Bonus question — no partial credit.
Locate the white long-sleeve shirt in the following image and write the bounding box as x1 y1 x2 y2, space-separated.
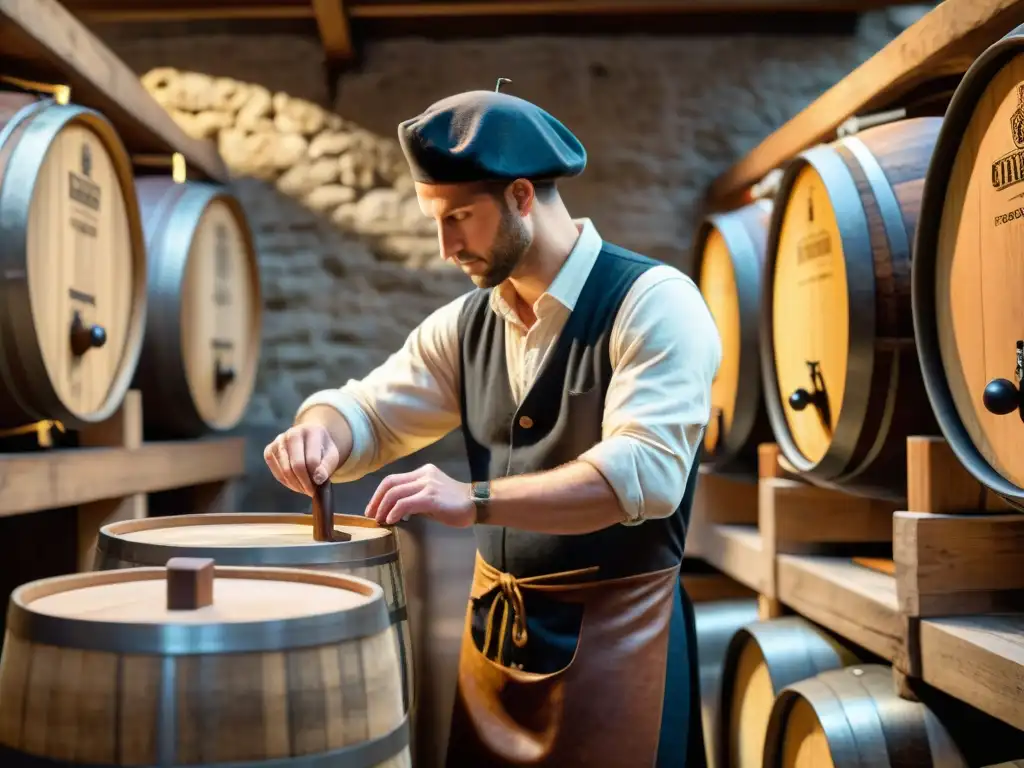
296 218 722 525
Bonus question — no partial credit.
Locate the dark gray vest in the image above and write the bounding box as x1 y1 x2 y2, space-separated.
457 242 699 581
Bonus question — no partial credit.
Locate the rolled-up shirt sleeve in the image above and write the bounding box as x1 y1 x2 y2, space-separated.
295 291 469 483
578 269 721 524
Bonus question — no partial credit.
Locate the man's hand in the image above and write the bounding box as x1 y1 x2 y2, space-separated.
365 464 475 527
264 423 341 496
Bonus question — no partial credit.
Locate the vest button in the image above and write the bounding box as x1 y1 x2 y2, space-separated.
518 415 534 429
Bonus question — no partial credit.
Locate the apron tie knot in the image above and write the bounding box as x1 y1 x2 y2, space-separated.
477 557 600 664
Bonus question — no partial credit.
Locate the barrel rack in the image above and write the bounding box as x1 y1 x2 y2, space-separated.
702 0 1024 215
0 0 227 182
1 390 246 573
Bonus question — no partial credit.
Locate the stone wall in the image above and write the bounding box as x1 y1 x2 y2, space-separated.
94 10 931 511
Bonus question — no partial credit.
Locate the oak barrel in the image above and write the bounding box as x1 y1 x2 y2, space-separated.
0 91 147 430
0 560 410 766
717 616 859 768
133 176 261 437
762 664 966 767
693 199 775 477
912 26 1024 509
94 511 416 722
761 117 943 500
694 599 759 768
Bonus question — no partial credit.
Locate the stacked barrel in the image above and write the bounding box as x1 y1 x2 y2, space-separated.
688 21 1024 768
0 73 413 767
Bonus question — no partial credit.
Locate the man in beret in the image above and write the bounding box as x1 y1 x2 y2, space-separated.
265 84 720 767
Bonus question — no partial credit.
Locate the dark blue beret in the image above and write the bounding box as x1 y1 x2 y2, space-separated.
397 90 587 184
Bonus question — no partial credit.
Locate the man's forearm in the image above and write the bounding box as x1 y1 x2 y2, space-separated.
481 461 626 534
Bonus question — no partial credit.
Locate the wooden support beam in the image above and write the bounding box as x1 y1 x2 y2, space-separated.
704 0 1024 210
312 0 353 60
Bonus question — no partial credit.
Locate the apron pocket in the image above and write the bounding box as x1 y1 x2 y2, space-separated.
469 590 585 675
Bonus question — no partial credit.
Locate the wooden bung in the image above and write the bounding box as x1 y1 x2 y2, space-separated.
761 116 942 501
0 565 409 765
912 26 1024 510
132 177 261 438
0 87 146 430
692 199 774 479
95 511 415 721
165 556 214 611
717 616 859 768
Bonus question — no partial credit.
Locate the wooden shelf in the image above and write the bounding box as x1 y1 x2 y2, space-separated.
690 523 773 596
0 0 228 182
919 615 1024 732
704 0 1024 210
776 554 902 662
0 436 245 517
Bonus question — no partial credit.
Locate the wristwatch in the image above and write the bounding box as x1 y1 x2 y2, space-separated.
470 480 490 524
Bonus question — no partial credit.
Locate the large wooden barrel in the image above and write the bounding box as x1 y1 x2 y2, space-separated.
133 176 261 437
0 92 146 430
0 559 411 766
761 117 943 500
912 27 1024 509
717 616 859 768
694 599 759 768
763 664 966 767
693 199 775 477
94 512 416 723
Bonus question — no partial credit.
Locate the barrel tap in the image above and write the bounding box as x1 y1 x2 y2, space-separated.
69 310 107 357
982 340 1024 422
788 360 832 433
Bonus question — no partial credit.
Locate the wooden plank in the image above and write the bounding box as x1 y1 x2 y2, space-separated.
705 0 1024 209
0 0 228 182
691 523 773 596
0 437 246 517
67 0 933 23
312 0 354 59
776 554 903 661
919 615 1024 732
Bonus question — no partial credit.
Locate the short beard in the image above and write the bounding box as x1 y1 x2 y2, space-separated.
474 206 532 289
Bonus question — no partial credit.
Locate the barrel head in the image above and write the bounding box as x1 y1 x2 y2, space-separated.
771 163 849 465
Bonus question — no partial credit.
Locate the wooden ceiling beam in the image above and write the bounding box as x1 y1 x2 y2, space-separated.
69 0 932 24
311 0 353 60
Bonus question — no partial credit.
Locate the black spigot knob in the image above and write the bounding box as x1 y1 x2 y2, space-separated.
983 378 1020 416
789 388 813 411
215 361 236 391
70 312 107 357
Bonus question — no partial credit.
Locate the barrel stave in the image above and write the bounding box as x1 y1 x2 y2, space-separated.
0 567 411 766
94 513 417 719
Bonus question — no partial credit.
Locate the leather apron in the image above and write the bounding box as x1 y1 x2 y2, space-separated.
445 551 690 767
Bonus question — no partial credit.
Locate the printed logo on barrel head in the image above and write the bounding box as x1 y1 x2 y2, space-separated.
68 142 101 212
796 188 832 266
991 83 1024 193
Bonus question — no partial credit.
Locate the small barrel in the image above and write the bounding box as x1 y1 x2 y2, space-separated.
133 176 261 437
0 559 411 766
763 664 966 767
717 616 859 768
912 26 1024 509
693 199 775 477
94 509 416 724
761 117 943 500
694 599 760 768
0 91 147 430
